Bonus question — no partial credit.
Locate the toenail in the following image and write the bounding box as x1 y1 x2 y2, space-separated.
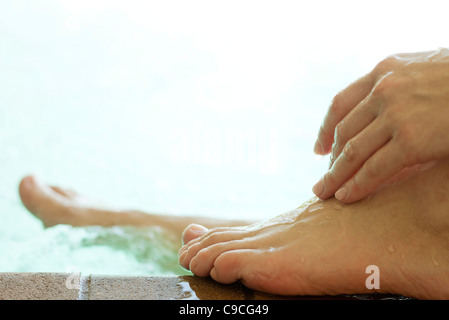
335 186 347 201
180 257 189 269
21 177 32 189
210 267 217 280
312 177 325 197
188 224 208 235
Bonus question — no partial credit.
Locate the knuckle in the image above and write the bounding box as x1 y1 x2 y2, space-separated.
371 73 397 99
373 55 400 75
350 175 365 197
323 170 337 188
343 139 356 162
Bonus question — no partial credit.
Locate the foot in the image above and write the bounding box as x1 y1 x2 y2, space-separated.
19 175 93 228
179 161 449 299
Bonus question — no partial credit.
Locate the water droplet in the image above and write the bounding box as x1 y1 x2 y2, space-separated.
433 257 440 267
387 244 395 253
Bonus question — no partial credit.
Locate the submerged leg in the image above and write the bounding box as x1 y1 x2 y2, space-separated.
18 175 256 237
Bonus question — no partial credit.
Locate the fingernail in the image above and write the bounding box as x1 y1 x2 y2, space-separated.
312 178 325 197
314 140 324 154
335 186 347 201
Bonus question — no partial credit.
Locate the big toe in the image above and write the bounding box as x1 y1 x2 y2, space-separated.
19 175 41 210
18 175 66 222
182 224 208 245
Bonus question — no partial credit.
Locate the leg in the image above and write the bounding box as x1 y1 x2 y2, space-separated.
179 160 449 299
19 175 256 240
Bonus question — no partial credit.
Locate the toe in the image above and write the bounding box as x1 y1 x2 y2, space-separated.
19 175 63 206
19 175 36 194
189 239 258 277
180 242 202 269
18 175 71 228
19 175 41 211
189 228 250 249
180 228 252 270
182 223 209 245
210 249 259 284
211 249 277 291
212 249 305 295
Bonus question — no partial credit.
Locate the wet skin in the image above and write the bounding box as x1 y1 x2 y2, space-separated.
19 159 449 299
179 160 449 299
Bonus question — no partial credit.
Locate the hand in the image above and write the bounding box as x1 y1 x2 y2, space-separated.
312 48 449 203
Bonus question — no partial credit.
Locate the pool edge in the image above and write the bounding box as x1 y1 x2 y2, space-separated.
0 272 409 300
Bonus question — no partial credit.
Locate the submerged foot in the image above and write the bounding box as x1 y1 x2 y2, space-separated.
179 162 449 299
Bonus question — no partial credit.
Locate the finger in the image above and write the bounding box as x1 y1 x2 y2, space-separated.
330 93 380 167
315 73 375 155
334 140 406 203
313 118 391 200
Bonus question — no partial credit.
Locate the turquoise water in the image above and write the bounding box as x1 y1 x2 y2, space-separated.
1 0 443 275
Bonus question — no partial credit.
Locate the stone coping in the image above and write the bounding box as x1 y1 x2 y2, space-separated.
0 273 409 300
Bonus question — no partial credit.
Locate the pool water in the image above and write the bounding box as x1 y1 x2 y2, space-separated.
2 0 433 276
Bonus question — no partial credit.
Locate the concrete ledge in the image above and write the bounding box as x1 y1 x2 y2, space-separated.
87 275 246 300
0 273 79 300
0 273 409 300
